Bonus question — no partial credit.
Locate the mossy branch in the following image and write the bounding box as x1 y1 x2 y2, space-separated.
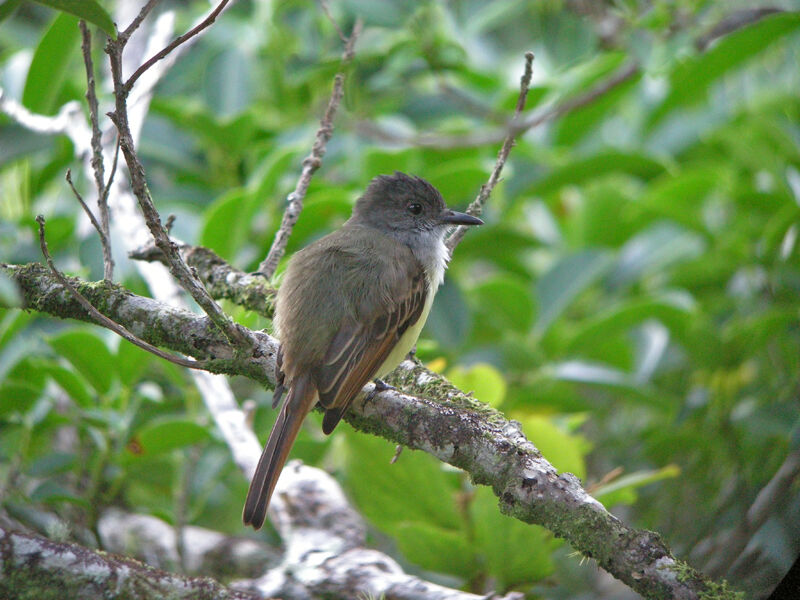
1 260 738 600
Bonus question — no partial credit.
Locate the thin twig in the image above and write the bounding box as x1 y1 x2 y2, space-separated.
703 447 800 577
102 135 121 205
359 60 639 150
80 21 114 281
65 169 105 241
119 0 161 43
123 0 231 94
258 17 363 278
35 215 206 370
695 7 783 51
319 0 347 44
106 35 249 348
446 51 535 252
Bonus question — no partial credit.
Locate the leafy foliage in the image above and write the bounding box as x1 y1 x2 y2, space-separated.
1 1 799 597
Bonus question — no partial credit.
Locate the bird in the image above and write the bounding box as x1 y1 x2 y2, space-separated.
243 171 483 529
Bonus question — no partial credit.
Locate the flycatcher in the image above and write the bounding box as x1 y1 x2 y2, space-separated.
243 172 482 529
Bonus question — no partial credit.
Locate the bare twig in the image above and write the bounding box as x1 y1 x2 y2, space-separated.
119 0 161 42
0 524 261 600
79 21 114 281
106 37 250 348
35 215 206 370
102 135 121 205
703 447 800 577
446 51 535 252
65 169 106 242
123 0 231 93
257 17 363 278
319 0 347 44
695 7 783 51
358 60 639 150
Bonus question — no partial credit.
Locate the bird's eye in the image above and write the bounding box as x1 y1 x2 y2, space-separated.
407 202 423 215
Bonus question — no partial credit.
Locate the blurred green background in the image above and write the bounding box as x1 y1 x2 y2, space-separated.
1 1 799 598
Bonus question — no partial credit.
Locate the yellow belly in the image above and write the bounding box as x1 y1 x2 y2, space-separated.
375 288 435 379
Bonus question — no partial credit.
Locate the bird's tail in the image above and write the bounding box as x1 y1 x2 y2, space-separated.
242 373 317 529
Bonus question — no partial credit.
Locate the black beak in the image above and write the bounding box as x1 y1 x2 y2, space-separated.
440 210 483 226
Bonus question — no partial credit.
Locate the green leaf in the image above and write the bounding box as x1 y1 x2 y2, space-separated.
22 12 80 115
201 189 252 261
608 222 705 288
636 167 730 230
425 278 471 350
535 250 614 335
555 70 641 146
592 464 680 507
283 188 352 255
342 429 462 531
0 0 22 24
471 486 555 586
30 480 89 507
0 125 55 166
426 158 489 206
42 362 94 408
117 339 153 387
134 418 211 455
524 151 667 197
204 46 252 117
472 275 536 332
648 12 800 128
547 360 648 396
32 0 116 38
0 310 32 349
363 148 422 179
394 522 477 579
48 330 116 395
0 381 42 416
28 452 77 477
565 293 695 353
456 225 538 278
446 363 506 408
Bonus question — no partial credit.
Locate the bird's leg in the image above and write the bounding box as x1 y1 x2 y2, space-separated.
365 378 396 403
271 346 286 409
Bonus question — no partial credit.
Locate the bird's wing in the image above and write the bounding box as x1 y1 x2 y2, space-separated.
312 264 428 434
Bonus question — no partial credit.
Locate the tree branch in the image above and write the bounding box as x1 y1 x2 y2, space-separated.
257 17 363 278
357 61 640 150
79 21 114 281
2 262 275 385
235 462 524 600
105 33 250 348
97 508 278 579
123 0 231 93
130 242 277 317
0 521 260 600
1 261 735 599
35 215 205 370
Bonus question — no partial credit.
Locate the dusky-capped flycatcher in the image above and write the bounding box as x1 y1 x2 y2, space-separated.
243 171 482 529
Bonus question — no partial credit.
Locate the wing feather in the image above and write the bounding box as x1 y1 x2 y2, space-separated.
313 267 427 433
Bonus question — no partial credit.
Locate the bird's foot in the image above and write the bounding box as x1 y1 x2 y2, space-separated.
366 378 395 403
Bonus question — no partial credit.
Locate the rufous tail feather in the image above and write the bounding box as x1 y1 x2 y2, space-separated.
242 373 317 529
